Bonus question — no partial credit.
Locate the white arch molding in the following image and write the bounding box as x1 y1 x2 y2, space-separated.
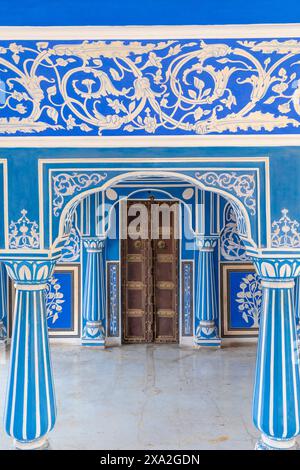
54 170 256 251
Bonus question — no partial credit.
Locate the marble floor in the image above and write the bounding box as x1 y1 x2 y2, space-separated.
0 342 265 450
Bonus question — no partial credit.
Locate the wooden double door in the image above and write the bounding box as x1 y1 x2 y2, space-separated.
122 200 179 344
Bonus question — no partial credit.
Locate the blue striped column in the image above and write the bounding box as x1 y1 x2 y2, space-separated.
82 238 106 347
0 263 7 343
252 257 300 450
194 236 221 347
294 276 300 344
2 258 58 450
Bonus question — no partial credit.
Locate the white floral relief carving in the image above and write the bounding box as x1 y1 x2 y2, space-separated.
60 213 81 262
229 200 248 238
9 209 40 249
271 209 300 248
195 171 256 215
1 39 300 136
236 273 262 328
220 204 249 261
45 276 65 325
52 172 107 216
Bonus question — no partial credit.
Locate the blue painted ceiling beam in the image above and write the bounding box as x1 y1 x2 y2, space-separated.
1 0 300 26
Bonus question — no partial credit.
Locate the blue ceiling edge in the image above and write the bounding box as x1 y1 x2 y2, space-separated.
0 0 300 27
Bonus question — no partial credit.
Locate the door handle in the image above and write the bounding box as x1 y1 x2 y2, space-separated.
157 240 166 249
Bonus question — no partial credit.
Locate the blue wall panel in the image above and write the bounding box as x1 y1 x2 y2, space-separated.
46 271 73 331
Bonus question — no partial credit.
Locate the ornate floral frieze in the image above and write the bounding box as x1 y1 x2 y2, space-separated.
220 203 249 261
1 39 300 136
271 209 300 248
236 273 262 328
8 209 40 249
195 171 256 216
52 172 107 216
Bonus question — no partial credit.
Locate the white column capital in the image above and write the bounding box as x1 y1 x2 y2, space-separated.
252 256 300 282
195 235 219 251
3 258 56 284
83 237 106 252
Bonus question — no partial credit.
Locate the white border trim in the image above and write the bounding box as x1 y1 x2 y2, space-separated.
46 264 80 337
2 135 300 148
0 160 9 247
0 24 300 39
221 263 259 338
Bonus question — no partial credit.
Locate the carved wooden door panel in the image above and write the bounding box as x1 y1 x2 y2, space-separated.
122 200 178 344
122 201 153 343
153 202 179 343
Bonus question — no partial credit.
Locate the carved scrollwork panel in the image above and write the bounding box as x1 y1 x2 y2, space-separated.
220 203 249 261
1 39 300 136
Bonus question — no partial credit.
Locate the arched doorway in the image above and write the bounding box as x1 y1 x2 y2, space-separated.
53 168 256 350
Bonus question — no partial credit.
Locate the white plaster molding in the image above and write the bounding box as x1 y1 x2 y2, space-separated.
1 24 300 40
261 280 295 289
2 135 300 148
15 283 47 291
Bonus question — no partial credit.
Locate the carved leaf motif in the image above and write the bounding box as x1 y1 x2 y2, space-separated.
109 68 122 81
47 107 59 123
240 39 300 54
220 204 249 261
47 85 57 98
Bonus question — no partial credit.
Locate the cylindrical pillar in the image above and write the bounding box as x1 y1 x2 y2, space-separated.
194 236 221 347
252 258 300 450
3 258 57 449
82 238 106 347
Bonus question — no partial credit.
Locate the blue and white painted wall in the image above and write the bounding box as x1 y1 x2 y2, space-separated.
1 185 262 344
1 22 300 450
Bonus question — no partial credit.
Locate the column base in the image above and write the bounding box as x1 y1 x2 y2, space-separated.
14 435 49 450
195 321 221 347
255 434 298 450
194 337 221 348
81 338 106 348
82 321 105 347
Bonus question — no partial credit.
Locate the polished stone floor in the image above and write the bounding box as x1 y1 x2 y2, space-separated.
0 342 266 450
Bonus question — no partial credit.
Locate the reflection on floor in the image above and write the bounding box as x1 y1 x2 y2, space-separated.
0 342 267 450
